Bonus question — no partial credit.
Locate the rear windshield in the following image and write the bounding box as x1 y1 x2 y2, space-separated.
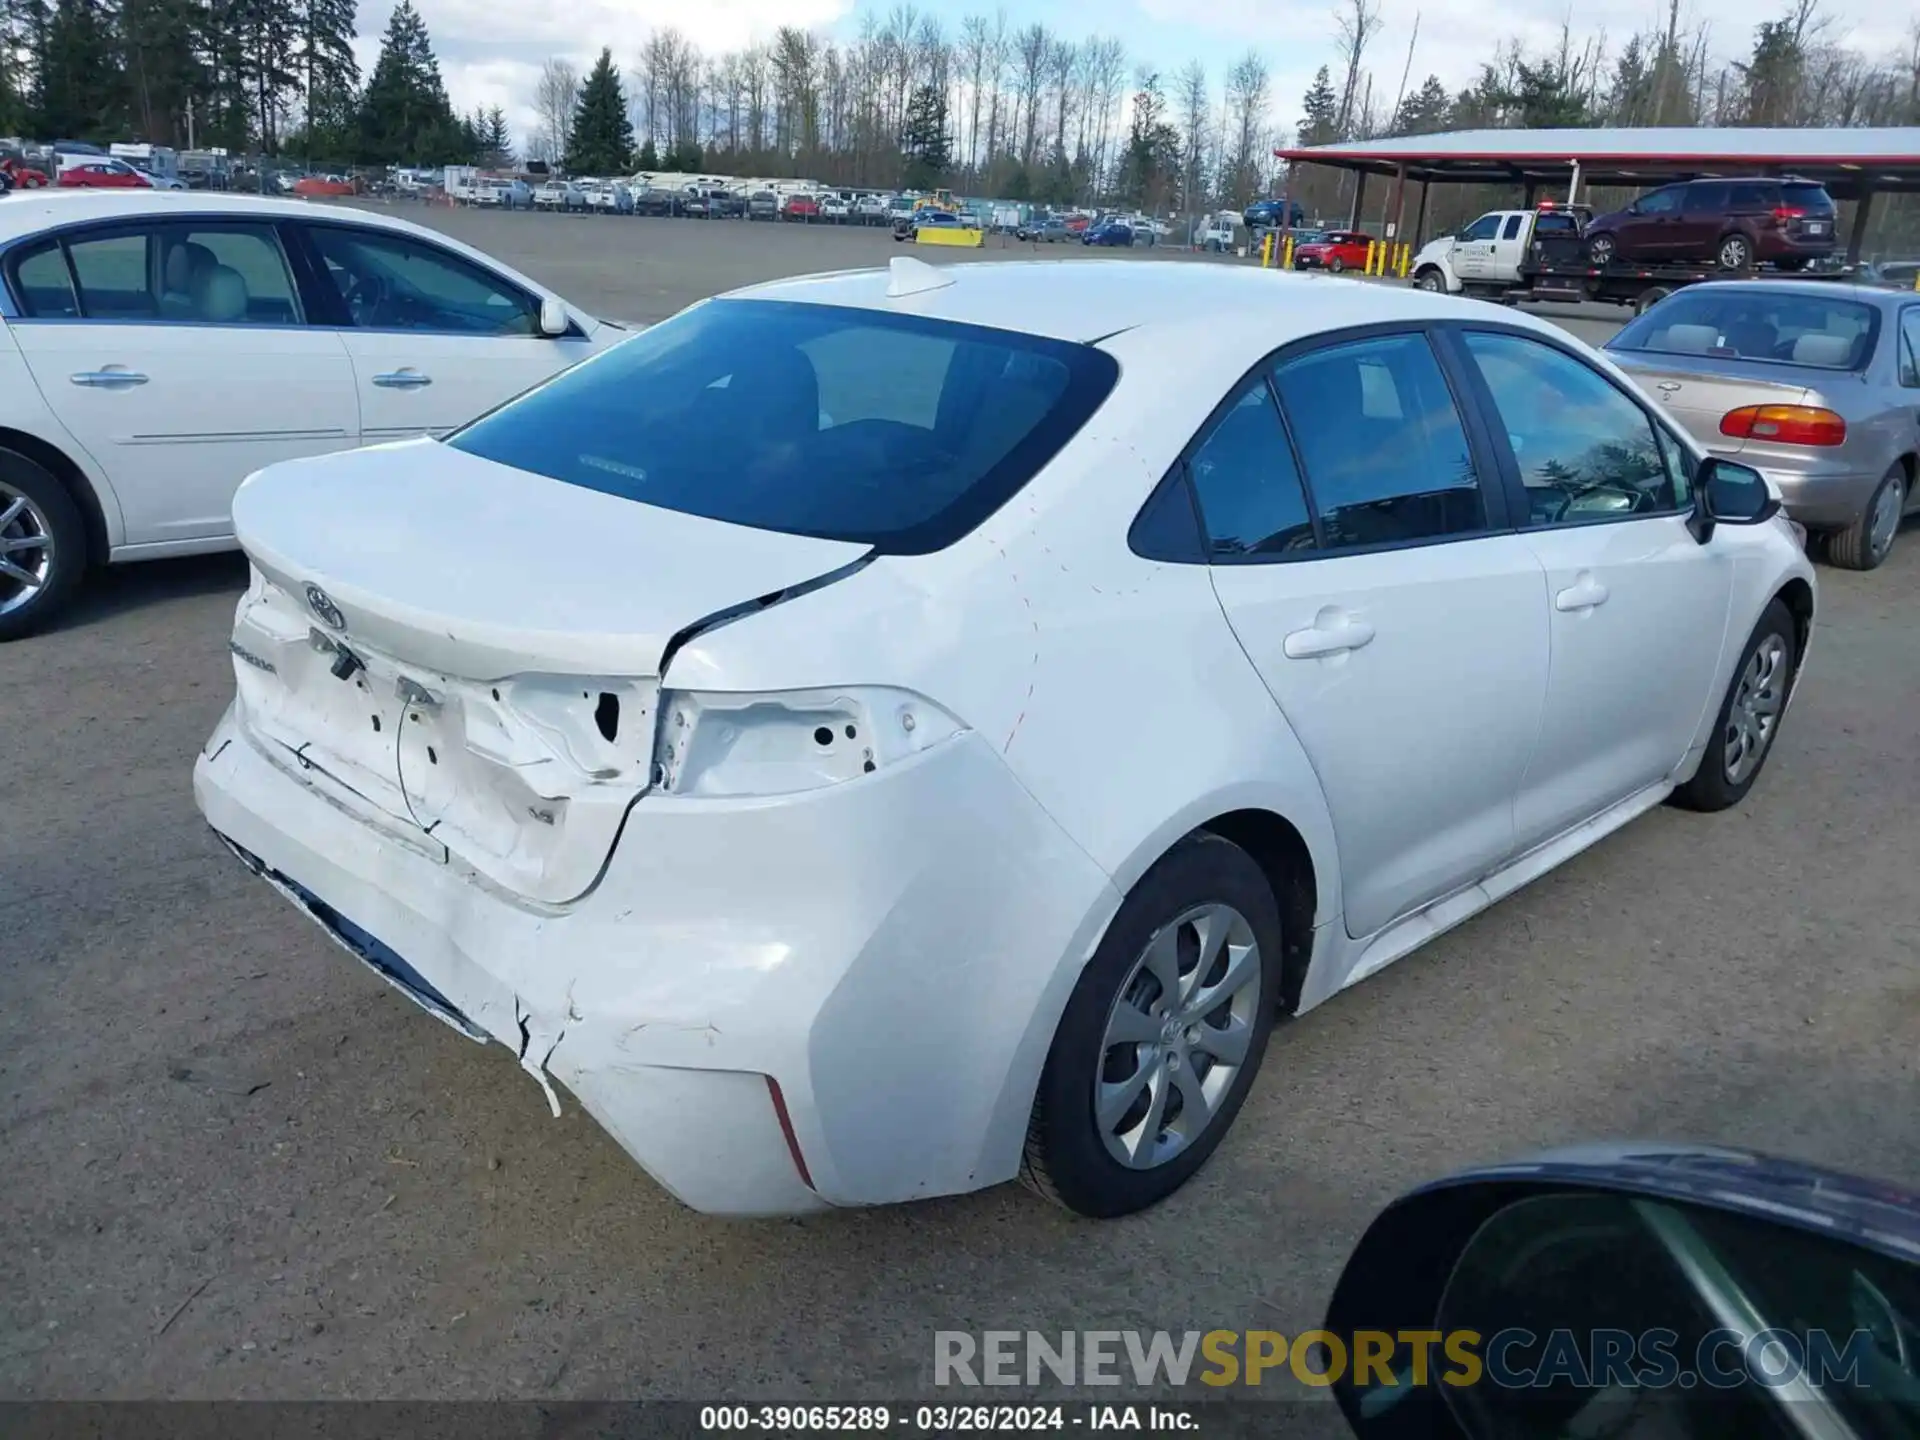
1607 289 1880 370
1780 182 1834 213
446 298 1119 554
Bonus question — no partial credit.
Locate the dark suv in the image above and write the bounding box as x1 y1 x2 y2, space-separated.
1584 177 1838 272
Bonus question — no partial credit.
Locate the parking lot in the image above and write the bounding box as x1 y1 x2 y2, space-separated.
3 208 1917 1404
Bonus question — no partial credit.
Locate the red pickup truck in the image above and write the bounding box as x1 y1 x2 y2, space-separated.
782 193 820 222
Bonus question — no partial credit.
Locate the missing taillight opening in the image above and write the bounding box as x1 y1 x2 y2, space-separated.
594 691 620 743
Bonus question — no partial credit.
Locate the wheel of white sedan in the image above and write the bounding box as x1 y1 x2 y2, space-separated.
1022 834 1282 1217
1672 598 1798 813
0 451 86 642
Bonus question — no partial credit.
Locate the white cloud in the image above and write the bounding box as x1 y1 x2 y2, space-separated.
354 0 852 149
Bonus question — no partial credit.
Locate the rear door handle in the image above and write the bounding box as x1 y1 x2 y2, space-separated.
1554 575 1610 612
372 369 432 389
69 369 148 388
1284 615 1376 659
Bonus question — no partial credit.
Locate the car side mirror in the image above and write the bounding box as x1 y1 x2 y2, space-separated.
1702 457 1780 525
1322 1146 1920 1438
537 296 570 339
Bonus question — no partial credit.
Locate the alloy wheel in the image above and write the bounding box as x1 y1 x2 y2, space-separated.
1588 235 1615 265
1724 633 1789 785
1719 236 1752 270
0 480 55 617
1094 903 1262 1170
1868 474 1905 563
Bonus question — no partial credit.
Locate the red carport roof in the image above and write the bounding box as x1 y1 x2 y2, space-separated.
1272 127 1920 196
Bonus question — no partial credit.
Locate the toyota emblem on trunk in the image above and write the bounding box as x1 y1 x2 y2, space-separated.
305 584 346 630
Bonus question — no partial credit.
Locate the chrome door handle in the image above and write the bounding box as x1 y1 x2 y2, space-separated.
372 370 432 389
1284 615 1376 659
70 369 148 388
1554 576 1610 612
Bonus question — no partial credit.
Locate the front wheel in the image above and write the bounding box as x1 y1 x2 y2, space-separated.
1585 233 1616 267
1826 464 1906 572
1021 834 1281 1218
1671 598 1797 812
1413 268 1444 292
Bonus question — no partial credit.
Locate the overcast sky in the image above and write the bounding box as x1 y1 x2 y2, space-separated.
353 0 1906 154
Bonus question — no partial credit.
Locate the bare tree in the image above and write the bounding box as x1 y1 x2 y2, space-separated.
1012 23 1050 168
1174 60 1209 214
959 14 990 172
1332 0 1382 138
1223 50 1271 205
532 58 578 163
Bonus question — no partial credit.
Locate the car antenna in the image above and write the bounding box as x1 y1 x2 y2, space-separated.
886 255 954 298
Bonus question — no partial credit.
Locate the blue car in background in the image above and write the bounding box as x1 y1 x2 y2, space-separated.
1244 198 1307 229
1082 220 1135 247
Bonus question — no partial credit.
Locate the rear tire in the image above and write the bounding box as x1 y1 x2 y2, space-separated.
1717 233 1754 271
1328 256 1346 274
1825 464 1906 572
1633 286 1673 317
1671 599 1797 813
1021 834 1282 1218
0 449 88 642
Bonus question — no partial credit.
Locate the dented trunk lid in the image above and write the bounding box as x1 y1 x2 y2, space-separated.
226 439 869 905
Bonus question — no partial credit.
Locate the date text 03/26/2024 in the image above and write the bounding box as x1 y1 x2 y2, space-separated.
699 1406 1198 1432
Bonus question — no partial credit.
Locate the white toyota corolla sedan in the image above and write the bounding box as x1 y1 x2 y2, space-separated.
0 191 621 638
194 258 1816 1219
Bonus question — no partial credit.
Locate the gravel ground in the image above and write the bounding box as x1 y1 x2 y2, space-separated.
1 206 1915 1406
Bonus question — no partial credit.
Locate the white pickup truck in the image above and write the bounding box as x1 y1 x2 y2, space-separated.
1410 207 1589 296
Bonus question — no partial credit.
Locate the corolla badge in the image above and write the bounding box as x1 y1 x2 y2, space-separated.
305 583 346 630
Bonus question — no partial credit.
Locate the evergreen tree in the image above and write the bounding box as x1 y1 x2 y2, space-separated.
357 0 458 163
1391 75 1451 135
899 81 950 189
296 0 360 158
122 0 203 144
1118 74 1179 212
482 104 512 165
1299 66 1339 146
564 47 633 175
34 0 123 140
234 0 299 150
635 136 658 171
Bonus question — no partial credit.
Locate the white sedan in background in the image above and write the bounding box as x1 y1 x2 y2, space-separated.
195 258 1814 1219
0 191 621 638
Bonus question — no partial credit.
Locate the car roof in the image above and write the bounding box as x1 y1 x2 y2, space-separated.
0 190 411 242
724 259 1508 347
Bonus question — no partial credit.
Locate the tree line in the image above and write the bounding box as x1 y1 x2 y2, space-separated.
4 0 1914 232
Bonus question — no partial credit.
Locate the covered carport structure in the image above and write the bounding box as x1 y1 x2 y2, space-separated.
1271 127 1920 266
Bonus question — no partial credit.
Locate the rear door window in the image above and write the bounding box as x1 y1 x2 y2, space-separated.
1271 333 1486 551
1683 183 1730 213
1501 215 1524 240
445 299 1119 555
1727 181 1775 210
1898 309 1920 388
